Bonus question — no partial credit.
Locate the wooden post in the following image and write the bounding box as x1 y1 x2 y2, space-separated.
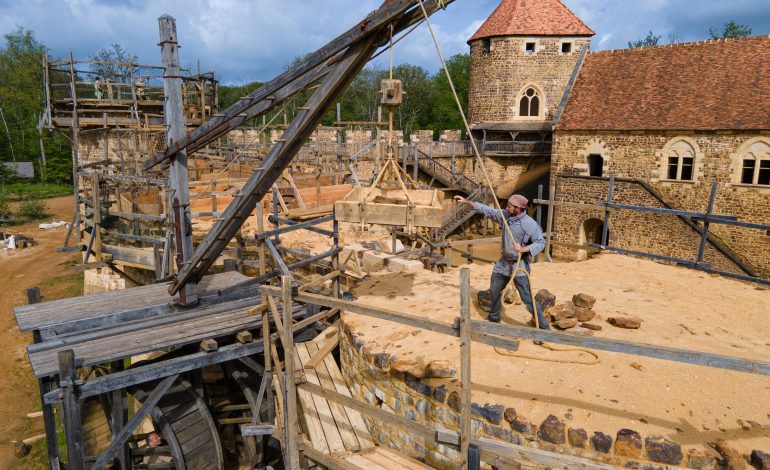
110 360 130 469
29 288 61 470
697 182 718 265
332 219 340 298
58 350 84 470
601 176 614 247
67 53 82 248
459 268 471 469
159 15 198 305
281 276 300 469
544 184 555 262
92 174 102 262
536 184 543 228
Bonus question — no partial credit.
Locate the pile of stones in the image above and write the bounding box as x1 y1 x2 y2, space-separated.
533 290 643 334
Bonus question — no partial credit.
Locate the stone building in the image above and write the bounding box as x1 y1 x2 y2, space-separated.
467 0 770 279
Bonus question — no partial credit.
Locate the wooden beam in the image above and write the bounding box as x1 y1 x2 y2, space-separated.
90 374 179 470
303 332 339 370
459 268 471 469
159 15 197 304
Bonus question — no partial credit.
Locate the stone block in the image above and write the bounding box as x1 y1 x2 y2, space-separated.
614 429 643 458
362 250 393 272
591 432 613 453
387 257 424 273
751 450 770 470
608 316 642 329
549 301 577 321
425 360 456 378
574 306 597 322
568 427 588 448
432 385 447 403
447 391 461 413
554 318 578 329
471 403 504 425
504 407 517 424
536 289 556 310
538 415 566 444
686 449 717 470
572 292 597 308
645 435 683 465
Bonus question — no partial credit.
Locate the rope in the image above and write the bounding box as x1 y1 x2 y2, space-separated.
494 344 601 365
416 1 599 356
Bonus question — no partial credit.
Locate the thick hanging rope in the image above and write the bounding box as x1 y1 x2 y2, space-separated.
416 0 598 363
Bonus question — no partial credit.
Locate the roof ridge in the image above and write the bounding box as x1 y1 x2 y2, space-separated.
589 34 770 55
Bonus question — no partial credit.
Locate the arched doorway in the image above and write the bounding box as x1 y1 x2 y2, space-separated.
578 218 607 260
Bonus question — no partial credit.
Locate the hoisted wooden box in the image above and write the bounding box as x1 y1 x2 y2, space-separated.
334 187 443 228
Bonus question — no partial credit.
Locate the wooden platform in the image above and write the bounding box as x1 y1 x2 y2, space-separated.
295 331 432 470
14 271 248 334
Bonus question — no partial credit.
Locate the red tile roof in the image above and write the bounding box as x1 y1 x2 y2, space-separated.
556 36 770 131
469 0 594 43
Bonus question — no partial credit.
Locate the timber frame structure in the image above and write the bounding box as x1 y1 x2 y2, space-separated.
13 1 770 469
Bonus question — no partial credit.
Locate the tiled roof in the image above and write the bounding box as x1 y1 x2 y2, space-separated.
556 36 770 131
469 0 594 43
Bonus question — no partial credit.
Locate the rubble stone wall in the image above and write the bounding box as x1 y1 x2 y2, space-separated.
340 320 714 470
551 131 770 277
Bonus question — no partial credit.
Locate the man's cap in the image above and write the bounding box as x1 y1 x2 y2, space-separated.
508 194 528 208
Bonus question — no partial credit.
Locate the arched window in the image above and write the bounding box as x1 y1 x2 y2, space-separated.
666 141 696 181
519 87 541 117
588 154 604 177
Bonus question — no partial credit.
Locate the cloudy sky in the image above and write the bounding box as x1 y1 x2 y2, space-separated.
1 0 768 84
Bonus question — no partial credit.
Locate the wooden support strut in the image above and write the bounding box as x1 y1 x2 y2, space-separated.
169 1 455 296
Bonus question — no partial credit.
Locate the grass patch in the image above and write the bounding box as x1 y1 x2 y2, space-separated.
38 273 84 300
0 183 72 200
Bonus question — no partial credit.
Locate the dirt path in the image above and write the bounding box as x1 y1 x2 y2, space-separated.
0 196 81 468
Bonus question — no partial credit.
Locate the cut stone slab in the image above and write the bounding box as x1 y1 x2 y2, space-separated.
608 316 642 329
387 257 424 273
362 250 393 272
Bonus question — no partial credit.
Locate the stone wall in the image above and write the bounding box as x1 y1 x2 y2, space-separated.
551 131 770 277
78 130 166 175
468 37 591 124
340 320 719 470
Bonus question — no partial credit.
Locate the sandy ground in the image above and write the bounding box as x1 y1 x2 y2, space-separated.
344 254 770 456
0 196 82 468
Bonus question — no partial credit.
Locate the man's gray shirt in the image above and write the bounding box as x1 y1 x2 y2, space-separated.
472 202 545 277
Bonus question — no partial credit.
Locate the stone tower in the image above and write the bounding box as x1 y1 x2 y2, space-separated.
467 0 594 141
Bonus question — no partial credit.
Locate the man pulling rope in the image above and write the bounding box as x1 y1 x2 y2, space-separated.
454 193 551 330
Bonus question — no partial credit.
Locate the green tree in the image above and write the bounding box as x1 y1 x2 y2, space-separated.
390 63 432 139
628 31 662 48
428 53 470 135
709 21 752 39
0 28 72 182
91 43 138 83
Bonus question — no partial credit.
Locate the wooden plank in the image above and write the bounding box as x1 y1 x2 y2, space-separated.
294 343 331 455
316 341 375 451
374 446 433 470
345 453 389 470
296 343 346 455
472 320 770 376
306 342 360 452
301 440 361 470
475 436 618 470
304 332 339 370
296 383 437 447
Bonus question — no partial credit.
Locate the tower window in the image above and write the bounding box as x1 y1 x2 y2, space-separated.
588 154 603 177
525 42 536 53
562 42 572 53
519 87 541 117
481 39 490 56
